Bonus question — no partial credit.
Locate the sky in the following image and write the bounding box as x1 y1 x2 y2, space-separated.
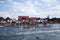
0 0 60 19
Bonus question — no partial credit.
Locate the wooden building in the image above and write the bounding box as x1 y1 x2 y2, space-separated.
29 17 39 24
18 16 29 24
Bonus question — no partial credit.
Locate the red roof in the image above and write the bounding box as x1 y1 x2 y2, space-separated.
18 16 29 18
18 16 29 20
29 17 38 20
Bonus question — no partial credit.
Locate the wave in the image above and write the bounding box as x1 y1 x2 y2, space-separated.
0 30 60 35
16 30 60 35
0 26 4 27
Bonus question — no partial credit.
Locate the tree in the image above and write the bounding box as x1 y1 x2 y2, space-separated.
0 17 5 21
5 17 11 21
37 18 40 20
51 17 57 21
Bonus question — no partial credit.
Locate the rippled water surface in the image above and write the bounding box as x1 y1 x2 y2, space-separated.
0 24 60 40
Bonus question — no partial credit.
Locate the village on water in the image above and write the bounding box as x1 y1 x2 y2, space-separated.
0 15 60 26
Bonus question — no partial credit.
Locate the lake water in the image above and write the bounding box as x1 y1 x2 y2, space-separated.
0 24 60 40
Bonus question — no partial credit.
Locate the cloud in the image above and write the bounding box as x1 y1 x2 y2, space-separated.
0 0 5 3
33 0 59 10
0 0 60 19
11 0 60 18
12 0 38 17
0 12 12 18
32 0 60 18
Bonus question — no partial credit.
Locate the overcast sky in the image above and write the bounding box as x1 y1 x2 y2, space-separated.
0 0 60 19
